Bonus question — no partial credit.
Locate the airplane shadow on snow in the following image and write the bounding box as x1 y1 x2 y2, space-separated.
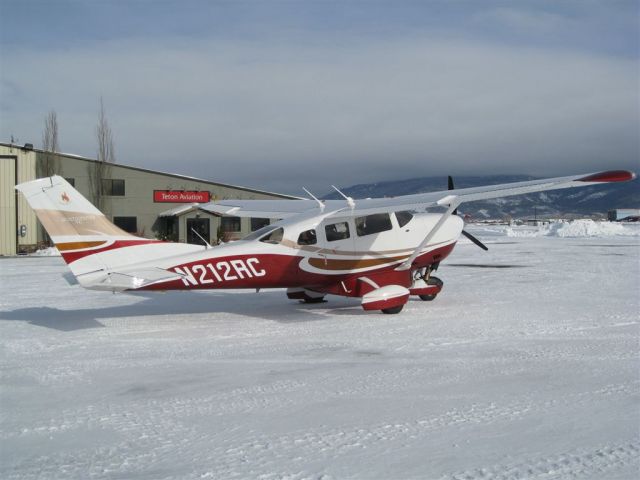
0 290 364 332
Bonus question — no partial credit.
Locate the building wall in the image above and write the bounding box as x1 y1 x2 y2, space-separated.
0 145 37 255
0 143 292 254
0 155 17 255
608 209 640 221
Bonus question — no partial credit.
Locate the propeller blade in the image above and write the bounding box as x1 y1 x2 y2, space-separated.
461 230 489 251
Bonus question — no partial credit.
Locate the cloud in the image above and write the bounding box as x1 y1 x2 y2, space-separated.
479 7 575 33
1 33 638 194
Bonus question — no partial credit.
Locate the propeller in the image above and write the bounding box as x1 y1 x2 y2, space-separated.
461 229 489 250
448 175 489 251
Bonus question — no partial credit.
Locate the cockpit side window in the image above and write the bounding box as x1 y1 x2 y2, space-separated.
259 227 284 244
297 229 317 245
325 222 350 242
355 213 393 236
395 211 414 228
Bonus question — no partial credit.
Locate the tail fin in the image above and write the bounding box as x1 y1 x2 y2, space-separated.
16 176 147 270
16 175 133 240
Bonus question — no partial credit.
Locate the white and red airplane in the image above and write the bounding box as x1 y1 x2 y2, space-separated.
17 170 635 314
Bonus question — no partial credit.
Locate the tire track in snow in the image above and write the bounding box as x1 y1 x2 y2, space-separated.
2 381 637 479
443 441 639 480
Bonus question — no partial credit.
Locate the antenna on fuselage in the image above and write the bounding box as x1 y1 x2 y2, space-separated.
190 227 212 250
303 187 325 212
331 185 355 210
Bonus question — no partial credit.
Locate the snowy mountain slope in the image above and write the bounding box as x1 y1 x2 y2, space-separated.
323 175 640 219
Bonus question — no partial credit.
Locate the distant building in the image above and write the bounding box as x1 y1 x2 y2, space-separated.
608 209 640 222
0 142 296 255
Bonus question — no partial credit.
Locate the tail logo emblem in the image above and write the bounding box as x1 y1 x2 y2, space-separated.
61 192 70 204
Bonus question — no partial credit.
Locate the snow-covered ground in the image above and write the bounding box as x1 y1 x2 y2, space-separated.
1 227 639 480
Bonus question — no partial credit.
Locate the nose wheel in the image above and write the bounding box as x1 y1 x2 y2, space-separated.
418 276 443 301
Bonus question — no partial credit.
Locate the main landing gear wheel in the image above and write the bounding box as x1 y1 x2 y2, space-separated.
381 305 404 314
419 276 443 301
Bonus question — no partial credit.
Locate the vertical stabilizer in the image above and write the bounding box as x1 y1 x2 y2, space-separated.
15 176 131 241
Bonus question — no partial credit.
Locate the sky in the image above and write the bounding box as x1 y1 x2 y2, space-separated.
0 0 638 195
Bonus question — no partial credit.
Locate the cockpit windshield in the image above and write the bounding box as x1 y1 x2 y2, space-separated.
260 227 284 244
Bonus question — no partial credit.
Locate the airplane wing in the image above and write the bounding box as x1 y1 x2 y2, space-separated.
199 170 635 220
199 198 351 218
199 199 318 218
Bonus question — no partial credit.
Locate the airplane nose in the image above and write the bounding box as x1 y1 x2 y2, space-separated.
446 214 465 239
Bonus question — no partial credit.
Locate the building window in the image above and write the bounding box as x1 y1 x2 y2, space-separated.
221 216 241 232
251 218 270 231
113 216 137 233
64 177 75 187
102 179 125 196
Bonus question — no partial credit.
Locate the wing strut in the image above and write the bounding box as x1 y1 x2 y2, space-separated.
396 196 460 271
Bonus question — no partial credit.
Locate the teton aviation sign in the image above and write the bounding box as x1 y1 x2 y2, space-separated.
154 190 211 203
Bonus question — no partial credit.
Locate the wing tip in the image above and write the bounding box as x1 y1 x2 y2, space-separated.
577 170 636 183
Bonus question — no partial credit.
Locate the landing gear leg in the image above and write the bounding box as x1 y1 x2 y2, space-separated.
286 288 326 303
411 265 443 301
302 292 326 304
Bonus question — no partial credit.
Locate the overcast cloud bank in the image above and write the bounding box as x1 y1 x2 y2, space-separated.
1 2 637 194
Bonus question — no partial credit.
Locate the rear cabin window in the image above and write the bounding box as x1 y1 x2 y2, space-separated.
355 213 393 236
395 211 414 228
325 222 350 242
297 229 317 245
260 227 284 244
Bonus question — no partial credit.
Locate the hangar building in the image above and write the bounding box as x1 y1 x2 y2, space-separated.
0 142 295 255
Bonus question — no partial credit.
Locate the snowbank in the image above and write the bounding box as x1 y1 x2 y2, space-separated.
467 220 640 239
547 219 640 237
503 220 640 238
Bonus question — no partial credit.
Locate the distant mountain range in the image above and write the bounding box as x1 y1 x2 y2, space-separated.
323 174 639 219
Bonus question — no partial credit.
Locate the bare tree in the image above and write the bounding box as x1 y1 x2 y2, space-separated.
88 97 116 209
42 110 59 177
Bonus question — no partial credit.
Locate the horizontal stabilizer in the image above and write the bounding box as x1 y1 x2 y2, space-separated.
77 267 185 292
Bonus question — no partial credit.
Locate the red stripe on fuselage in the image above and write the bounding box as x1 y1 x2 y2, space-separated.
140 242 457 297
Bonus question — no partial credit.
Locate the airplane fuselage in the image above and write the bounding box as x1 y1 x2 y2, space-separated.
135 212 463 295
